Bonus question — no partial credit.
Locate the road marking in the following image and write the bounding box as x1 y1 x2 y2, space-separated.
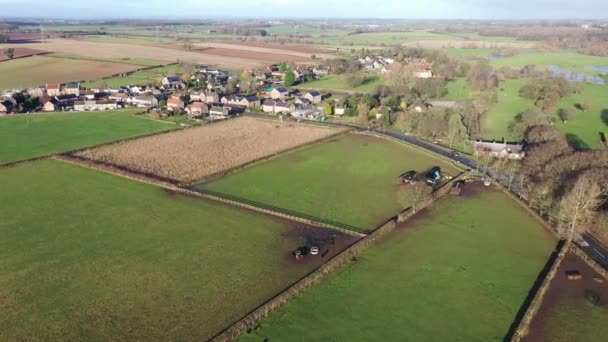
593 248 606 259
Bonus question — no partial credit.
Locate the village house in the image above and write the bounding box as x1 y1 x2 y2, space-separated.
167 97 185 112
80 90 96 100
295 97 311 106
186 102 209 117
46 84 61 97
270 87 289 100
42 98 60 112
304 91 322 104
474 141 526 160
273 101 295 114
209 106 231 120
190 90 205 102
130 95 158 108
162 76 185 89
262 99 276 113
334 106 346 116
27 87 45 97
74 100 118 111
109 92 129 102
291 105 323 121
313 65 329 76
54 94 78 108
65 82 80 96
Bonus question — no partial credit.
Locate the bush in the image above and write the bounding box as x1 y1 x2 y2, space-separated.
584 289 601 306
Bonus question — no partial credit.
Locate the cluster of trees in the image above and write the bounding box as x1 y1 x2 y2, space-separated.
519 78 582 112
0 33 8 43
394 107 468 148
4 48 15 59
466 61 499 91
216 27 268 37
520 124 608 243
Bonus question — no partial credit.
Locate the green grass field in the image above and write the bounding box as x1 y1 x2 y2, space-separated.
443 77 471 101
482 79 607 148
242 186 556 341
0 110 174 164
540 296 608 342
445 48 497 58
298 74 383 93
0 159 337 341
491 52 608 76
82 64 182 88
201 134 460 231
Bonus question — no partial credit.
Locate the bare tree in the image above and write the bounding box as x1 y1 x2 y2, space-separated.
446 113 468 149
383 62 417 93
560 171 608 243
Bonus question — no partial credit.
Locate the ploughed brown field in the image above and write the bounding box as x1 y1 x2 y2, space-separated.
193 47 310 63
74 116 346 183
0 48 49 61
219 40 330 54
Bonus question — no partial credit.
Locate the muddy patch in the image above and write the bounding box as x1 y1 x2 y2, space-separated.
524 252 608 341
279 222 361 270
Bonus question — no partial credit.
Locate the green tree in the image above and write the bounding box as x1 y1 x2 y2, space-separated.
284 70 296 86
4 48 15 59
323 103 333 116
279 63 288 72
446 113 468 148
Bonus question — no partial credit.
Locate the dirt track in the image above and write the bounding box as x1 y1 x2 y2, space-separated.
74 117 346 183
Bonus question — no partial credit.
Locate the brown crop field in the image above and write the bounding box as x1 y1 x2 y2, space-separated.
193 42 335 60
193 47 310 63
0 48 49 62
74 117 347 183
0 55 141 89
220 40 329 54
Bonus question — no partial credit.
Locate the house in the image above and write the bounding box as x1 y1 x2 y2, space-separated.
74 100 118 111
209 106 231 120
205 91 220 104
129 85 147 94
190 91 205 102
262 99 276 113
167 97 185 111
295 97 311 106
186 102 208 117
274 101 295 114
334 106 346 116
270 87 289 100
131 95 158 108
474 141 526 160
109 92 129 102
221 94 240 105
81 90 96 100
241 95 260 108
46 84 61 97
42 99 60 112
0 100 14 114
28 87 45 97
313 65 329 76
65 82 80 96
55 94 78 108
162 76 185 89
304 91 322 104
291 105 323 121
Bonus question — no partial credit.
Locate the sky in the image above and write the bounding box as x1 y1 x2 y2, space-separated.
0 0 607 20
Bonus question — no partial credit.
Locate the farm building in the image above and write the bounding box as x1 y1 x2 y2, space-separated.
46 83 61 97
42 99 60 112
65 82 80 96
474 141 525 160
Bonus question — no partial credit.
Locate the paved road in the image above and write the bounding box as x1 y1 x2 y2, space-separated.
580 233 608 270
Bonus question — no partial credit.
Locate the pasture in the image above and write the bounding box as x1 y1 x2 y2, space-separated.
74 116 346 183
481 79 607 149
443 77 471 101
81 64 183 88
491 52 608 76
242 185 557 341
298 74 383 93
525 253 608 342
201 133 460 231
0 55 141 89
0 110 173 165
0 159 357 341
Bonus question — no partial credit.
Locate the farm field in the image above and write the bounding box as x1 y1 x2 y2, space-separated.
0 55 141 89
0 159 358 341
46 52 166 66
194 47 309 63
0 47 49 61
74 116 346 183
445 47 497 58
194 42 333 60
491 52 608 75
81 64 182 88
298 74 383 93
524 253 608 342
0 38 274 69
0 110 174 165
242 185 557 341
482 79 607 149
202 133 461 231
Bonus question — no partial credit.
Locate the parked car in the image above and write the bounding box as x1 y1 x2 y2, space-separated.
310 247 319 255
